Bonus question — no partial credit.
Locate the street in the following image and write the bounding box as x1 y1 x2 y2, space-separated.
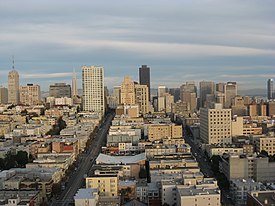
50 111 115 206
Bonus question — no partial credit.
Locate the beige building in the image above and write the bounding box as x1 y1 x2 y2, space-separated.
176 185 221 206
224 82 237 108
8 69 20 104
0 87 8 104
19 84 41 105
220 154 275 182
86 175 118 197
120 76 135 105
147 124 182 141
134 84 149 115
232 117 262 136
256 136 275 155
200 104 232 144
82 66 105 115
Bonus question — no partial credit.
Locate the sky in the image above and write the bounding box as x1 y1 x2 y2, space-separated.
0 0 274 91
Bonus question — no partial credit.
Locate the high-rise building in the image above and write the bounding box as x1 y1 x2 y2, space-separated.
49 83 71 98
158 86 167 97
267 79 274 100
19 84 41 105
0 87 8 104
72 69 78 97
139 65 150 98
82 66 105 115
134 84 149 114
224 82 237 108
168 88 180 102
199 81 215 108
8 66 19 104
180 82 197 112
120 76 135 105
200 103 232 144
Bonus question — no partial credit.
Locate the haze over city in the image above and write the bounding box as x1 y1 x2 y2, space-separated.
0 0 275 90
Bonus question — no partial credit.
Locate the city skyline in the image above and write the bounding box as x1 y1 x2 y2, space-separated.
0 0 274 90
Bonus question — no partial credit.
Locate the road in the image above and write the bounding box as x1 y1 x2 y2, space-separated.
184 132 233 206
184 134 213 177
50 111 115 206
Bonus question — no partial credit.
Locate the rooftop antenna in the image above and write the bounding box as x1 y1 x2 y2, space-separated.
12 55 15 70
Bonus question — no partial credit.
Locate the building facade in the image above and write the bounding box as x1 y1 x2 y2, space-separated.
139 65 150 99
8 69 20 104
82 66 105 115
19 84 41 105
49 83 71 98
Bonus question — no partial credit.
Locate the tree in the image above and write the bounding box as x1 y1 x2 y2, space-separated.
51 183 62 197
16 151 29 167
260 150 269 157
139 168 147 179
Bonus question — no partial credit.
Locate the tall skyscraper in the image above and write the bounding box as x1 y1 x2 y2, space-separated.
0 87 8 104
267 79 274 100
72 69 78 97
180 82 197 112
82 66 105 115
224 82 237 108
199 81 215 108
19 84 41 105
8 62 20 104
120 76 136 105
139 65 150 98
158 85 167 97
49 83 71 98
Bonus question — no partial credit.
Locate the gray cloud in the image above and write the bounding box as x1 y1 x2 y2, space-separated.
0 0 274 91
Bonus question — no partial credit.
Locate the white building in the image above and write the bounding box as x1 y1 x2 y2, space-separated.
82 66 105 115
200 104 232 145
74 188 99 206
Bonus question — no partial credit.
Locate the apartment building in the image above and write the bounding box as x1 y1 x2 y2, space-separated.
147 124 182 141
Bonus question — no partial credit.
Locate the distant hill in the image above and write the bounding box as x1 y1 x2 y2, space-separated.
238 88 266 97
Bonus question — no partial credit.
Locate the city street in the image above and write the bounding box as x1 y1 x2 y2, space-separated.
50 111 115 206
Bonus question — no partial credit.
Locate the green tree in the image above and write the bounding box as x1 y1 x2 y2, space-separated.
139 167 147 179
51 183 62 197
16 151 29 167
260 150 269 157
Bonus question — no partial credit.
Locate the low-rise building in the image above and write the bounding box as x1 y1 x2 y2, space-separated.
74 188 99 206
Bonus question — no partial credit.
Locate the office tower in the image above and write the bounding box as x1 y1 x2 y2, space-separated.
200 103 232 144
19 84 41 105
158 86 167 97
268 79 274 100
199 81 215 108
231 96 247 116
180 82 197 112
135 84 149 114
157 93 174 113
224 82 237 108
82 66 105 115
139 65 150 98
0 87 8 104
49 83 71 98
216 82 225 93
72 69 78 97
8 64 20 104
120 76 135 105
268 102 275 117
168 88 180 102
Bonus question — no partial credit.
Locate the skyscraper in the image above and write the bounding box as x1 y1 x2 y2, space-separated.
139 65 150 98
72 69 78 97
82 66 105 115
224 82 237 108
8 63 20 104
180 82 197 112
158 85 167 97
19 84 41 105
267 79 274 100
120 76 135 105
199 81 215 108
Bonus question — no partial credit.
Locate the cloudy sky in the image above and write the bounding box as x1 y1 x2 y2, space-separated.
0 0 274 91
